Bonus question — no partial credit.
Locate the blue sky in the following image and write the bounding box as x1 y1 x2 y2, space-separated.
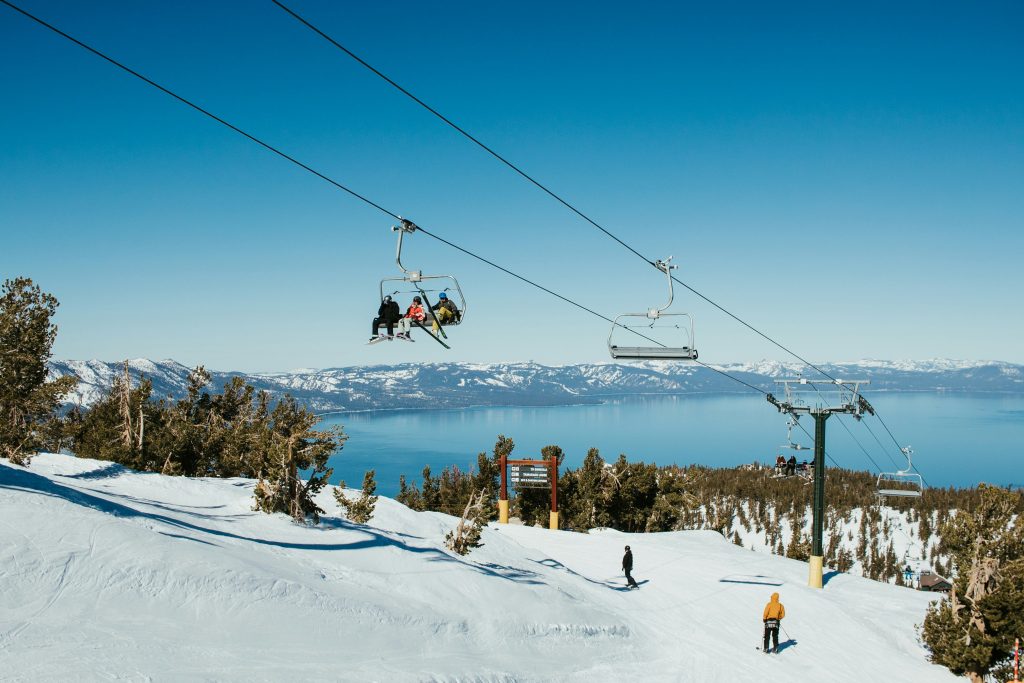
2 0 1021 371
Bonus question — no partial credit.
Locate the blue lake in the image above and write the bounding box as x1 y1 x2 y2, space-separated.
321 394 1024 497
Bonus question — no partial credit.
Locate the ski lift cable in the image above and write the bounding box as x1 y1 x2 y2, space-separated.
854 415 905 472
4 0 902 467
271 0 827 375
0 0 401 222
270 0 657 268
271 0 923 478
0 0 669 351
789 419 842 469
861 417 931 488
871 413 929 484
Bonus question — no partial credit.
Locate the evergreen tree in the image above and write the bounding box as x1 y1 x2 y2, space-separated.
335 469 378 524
421 465 439 510
72 363 164 471
395 474 423 510
561 447 610 531
252 395 342 523
472 441 503 521
922 484 1024 683
0 277 77 465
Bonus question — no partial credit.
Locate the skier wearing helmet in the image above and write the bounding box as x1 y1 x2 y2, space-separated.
622 545 639 589
430 291 460 331
395 295 426 339
370 294 402 341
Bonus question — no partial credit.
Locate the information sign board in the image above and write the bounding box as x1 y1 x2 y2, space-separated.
510 464 550 489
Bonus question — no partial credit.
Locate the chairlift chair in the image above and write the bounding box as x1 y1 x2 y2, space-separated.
877 446 924 499
781 415 810 452
608 257 697 361
377 219 467 336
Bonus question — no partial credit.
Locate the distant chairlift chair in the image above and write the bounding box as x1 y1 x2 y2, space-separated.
608 257 697 361
876 446 924 499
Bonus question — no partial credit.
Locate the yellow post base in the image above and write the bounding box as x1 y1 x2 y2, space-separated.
549 511 559 530
808 555 824 589
498 499 509 524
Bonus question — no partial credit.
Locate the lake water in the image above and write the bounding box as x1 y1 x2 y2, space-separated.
320 394 1024 497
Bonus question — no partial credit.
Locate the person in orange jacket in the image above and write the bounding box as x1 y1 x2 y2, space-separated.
395 296 426 339
762 592 785 653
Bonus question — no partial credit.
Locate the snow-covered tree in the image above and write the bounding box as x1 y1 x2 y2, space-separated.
0 277 76 465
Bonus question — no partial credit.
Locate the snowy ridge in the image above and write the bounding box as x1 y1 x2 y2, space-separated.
49 358 1024 412
0 453 957 681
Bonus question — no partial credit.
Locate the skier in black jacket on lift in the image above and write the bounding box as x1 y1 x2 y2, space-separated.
371 295 402 340
622 545 639 589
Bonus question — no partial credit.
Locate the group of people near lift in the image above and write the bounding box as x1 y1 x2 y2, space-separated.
621 545 788 653
774 454 813 479
371 292 461 342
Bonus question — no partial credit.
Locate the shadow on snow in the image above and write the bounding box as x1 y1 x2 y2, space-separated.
0 463 540 585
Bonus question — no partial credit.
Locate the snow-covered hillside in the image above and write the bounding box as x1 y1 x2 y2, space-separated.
49 357 1024 412
1 454 957 681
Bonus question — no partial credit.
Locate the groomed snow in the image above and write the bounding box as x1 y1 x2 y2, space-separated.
1 454 957 682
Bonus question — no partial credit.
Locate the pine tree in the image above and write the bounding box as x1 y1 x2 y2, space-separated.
335 469 378 524
252 395 342 523
922 484 1024 683
562 447 610 531
72 363 161 471
0 277 77 465
395 474 423 510
421 465 439 510
472 442 502 521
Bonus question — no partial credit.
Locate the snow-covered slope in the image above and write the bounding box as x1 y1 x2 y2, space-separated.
1 454 956 681
49 358 1024 412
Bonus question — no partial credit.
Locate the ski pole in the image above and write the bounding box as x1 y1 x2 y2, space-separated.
781 625 792 641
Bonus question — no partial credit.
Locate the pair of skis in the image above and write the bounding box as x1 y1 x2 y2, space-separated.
366 320 450 349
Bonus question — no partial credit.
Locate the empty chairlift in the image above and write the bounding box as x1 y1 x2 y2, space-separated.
608 257 697 361
877 446 924 500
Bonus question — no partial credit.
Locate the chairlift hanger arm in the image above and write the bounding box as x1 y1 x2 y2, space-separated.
393 218 421 280
649 256 679 318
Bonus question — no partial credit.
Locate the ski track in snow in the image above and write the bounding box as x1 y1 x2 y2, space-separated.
0 454 958 682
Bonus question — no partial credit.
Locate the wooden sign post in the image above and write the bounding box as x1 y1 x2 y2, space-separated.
498 453 558 530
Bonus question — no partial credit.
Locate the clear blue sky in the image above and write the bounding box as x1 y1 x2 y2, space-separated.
2 0 1021 372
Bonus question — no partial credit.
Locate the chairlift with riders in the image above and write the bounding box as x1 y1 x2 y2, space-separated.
608 256 697 361
375 219 466 349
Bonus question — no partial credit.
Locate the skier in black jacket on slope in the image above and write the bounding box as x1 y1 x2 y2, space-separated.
622 545 639 589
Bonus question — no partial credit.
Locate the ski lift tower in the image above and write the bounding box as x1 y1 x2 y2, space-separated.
766 378 874 589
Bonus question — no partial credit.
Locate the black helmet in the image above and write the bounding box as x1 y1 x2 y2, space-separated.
625 545 630 550
383 295 392 302
413 296 422 303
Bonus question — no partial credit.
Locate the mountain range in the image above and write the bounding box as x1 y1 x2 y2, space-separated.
49 358 1024 412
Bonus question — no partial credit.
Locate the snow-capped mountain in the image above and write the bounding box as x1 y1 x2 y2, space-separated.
49 358 1024 412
